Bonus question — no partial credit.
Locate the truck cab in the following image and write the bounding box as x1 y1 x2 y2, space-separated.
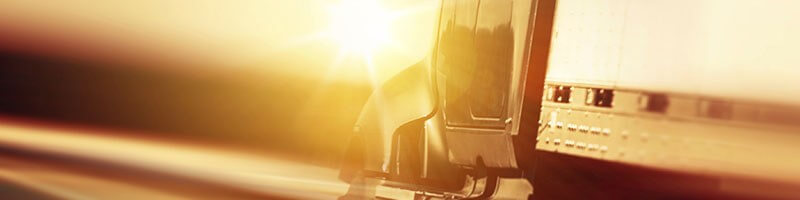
341 0 800 199
339 0 551 198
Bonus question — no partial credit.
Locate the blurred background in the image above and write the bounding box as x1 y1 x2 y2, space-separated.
0 0 437 170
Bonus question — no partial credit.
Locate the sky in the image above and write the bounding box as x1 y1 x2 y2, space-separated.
0 0 440 84
0 0 441 165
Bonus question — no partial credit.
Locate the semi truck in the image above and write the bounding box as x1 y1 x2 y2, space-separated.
339 0 800 199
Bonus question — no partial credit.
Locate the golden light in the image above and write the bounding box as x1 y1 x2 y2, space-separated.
277 0 436 85
327 0 392 56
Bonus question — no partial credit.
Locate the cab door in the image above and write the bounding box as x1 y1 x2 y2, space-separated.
437 0 520 168
442 0 514 129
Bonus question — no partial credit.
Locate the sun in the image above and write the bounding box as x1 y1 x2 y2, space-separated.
327 0 392 56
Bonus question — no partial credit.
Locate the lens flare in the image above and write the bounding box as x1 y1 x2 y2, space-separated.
327 0 392 56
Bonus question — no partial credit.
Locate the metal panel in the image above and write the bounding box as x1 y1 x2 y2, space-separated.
547 0 800 105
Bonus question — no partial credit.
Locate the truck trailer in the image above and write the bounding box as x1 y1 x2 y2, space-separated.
339 0 800 199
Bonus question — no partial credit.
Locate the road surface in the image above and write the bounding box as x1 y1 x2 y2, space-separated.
0 118 349 199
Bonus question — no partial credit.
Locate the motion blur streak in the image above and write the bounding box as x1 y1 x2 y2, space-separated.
0 0 438 83
0 0 439 199
0 118 348 199
0 159 186 200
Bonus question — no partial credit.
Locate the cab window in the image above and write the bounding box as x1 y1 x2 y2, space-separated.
440 0 514 128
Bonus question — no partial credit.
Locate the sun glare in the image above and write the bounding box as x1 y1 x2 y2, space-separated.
328 0 392 56
281 0 434 86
